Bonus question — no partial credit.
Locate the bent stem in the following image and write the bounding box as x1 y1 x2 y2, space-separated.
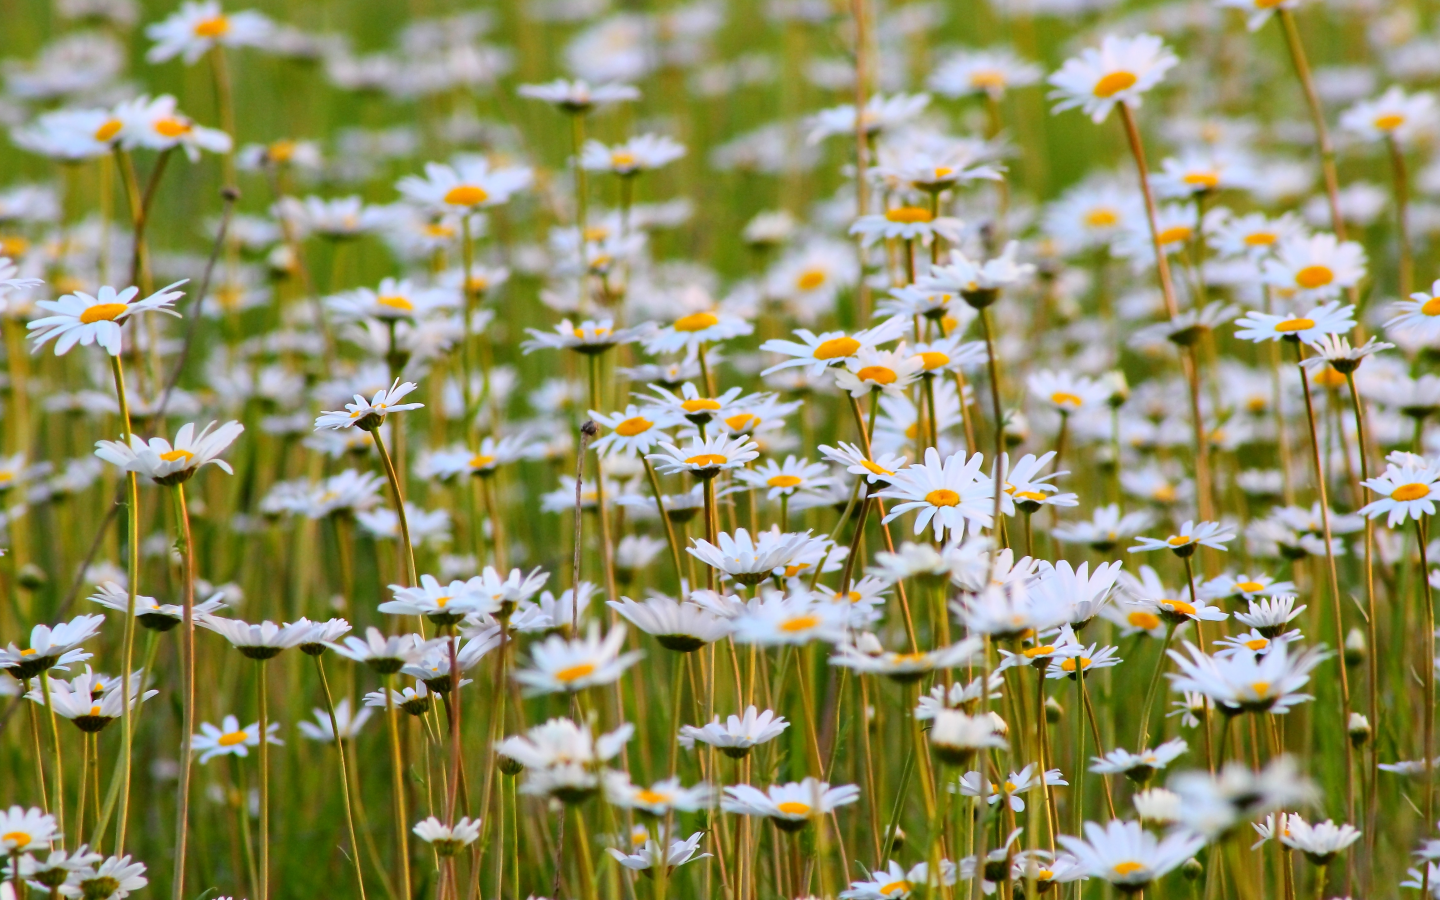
371 425 418 587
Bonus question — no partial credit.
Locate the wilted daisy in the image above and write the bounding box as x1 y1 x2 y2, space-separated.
28 282 185 356
1047 33 1179 123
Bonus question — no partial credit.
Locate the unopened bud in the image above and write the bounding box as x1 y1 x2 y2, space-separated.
17 563 46 591
1045 696 1064 723
1348 712 1371 747
1344 627 1366 666
1181 857 1203 881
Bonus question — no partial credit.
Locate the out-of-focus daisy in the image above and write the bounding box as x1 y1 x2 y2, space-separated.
517 79 640 113
581 134 686 175
1206 210 1306 261
1260 234 1366 302
396 158 532 213
1359 450 1440 526
1386 280 1440 340
721 779 859 831
1090 738 1187 782
918 242 1034 306
679 706 789 757
728 591 849 646
928 709 1007 766
1166 640 1328 714
513 624 642 694
607 596 731 652
522 318 651 355
191 714 281 762
1339 86 1436 144
28 282 185 357
759 317 908 377
145 0 272 64
1053 504 1154 552
1057 819 1203 891
412 817 481 857
849 206 963 248
604 776 714 814
605 831 710 872
929 48 1043 99
1129 519 1235 556
1047 33 1179 123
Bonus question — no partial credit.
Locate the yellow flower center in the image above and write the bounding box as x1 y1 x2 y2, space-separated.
681 398 721 413
1245 638 1268 651
2 832 32 848
1251 681 1270 697
884 206 933 224
1244 231 1277 246
779 615 820 633
433 596 451 608
1157 225 1193 244
917 351 949 370
813 336 861 360
1183 172 1220 188
880 881 911 896
554 662 596 683
218 730 249 747
768 475 803 488
1023 645 1056 658
926 489 960 507
1085 207 1119 228
635 789 671 805
193 15 230 37
970 70 1006 89
1128 611 1161 630
1392 482 1431 501
784 564 809 578
1093 71 1138 98
444 185 488 206
1051 391 1083 407
1014 490 1047 501
269 140 296 162
856 365 898 384
685 454 728 467
90 704 102 716
19 648 36 656
79 302 128 324
159 449 195 463
377 295 413 311
154 117 192 138
1 236 29 256
1060 657 1092 672
1161 599 1196 616
1113 861 1145 876
469 455 495 469
1422 297 1440 316
674 312 720 332
574 327 610 340
775 801 811 816
725 413 759 432
933 166 955 178
1234 581 1264 593
861 460 894 477
1273 317 1315 333
614 416 653 437
94 118 123 142
1293 266 1333 290
1374 113 1406 131
611 152 636 168
1167 535 1192 546
796 269 827 291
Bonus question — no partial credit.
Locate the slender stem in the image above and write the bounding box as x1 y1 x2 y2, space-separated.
385 677 413 900
257 661 270 900
643 458 687 587
108 354 140 855
1419 518 1436 833
1136 622 1176 751
316 656 368 900
171 483 197 900
372 426 418 587
1387 135 1413 300
1345 371 1381 866
39 672 64 839
1277 8 1348 244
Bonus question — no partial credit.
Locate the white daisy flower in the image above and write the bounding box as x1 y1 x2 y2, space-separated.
93 421 243 486
145 0 272 64
1047 33 1179 123
28 281 185 356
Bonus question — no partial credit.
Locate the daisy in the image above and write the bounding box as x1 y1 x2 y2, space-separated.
607 596 732 651
647 434 759 479
679 706 788 757
721 779 860 831
830 635 984 683
734 457 833 500
27 667 154 732
1047 33 1179 123
644 382 746 428
958 764 1068 812
728 590 849 646
917 242 1034 307
12 845 103 891
1129 520 1235 556
1150 149 1256 198
1090 738 1187 782
198 616 313 660
364 682 432 716
759 317 908 377
412 817 481 857
145 0 272 64
380 574 495 625
818 441 908 484
1359 450 1440 526
871 144 1004 194
1216 0 1305 31
1206 210 1306 261
191 714 281 762
849 206 963 248
840 861 937 900
513 624 642 694
517 79 640 113
495 718 632 802
88 582 226 631
1260 234 1367 302
60 855 148 900
115 95 232 161
27 282 185 356
396 158 532 213
1199 573 1296 606
326 278 457 322
1053 504 1154 552
581 134 686 175
1167 640 1327 714
325 627 435 674
928 709 1008 765
1057 819 1203 890
0 615 104 679
94 420 243 486
522 318 652 355
605 831 710 873
1387 280 1440 340
806 93 930 143
877 448 994 541
589 405 679 458
830 345 923 397
314 379 424 432
1339 86 1436 145
1232 595 1306 638
604 776 714 814
296 698 372 741
421 436 530 480
0 807 57 853
645 308 753 355
930 48 1043 99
